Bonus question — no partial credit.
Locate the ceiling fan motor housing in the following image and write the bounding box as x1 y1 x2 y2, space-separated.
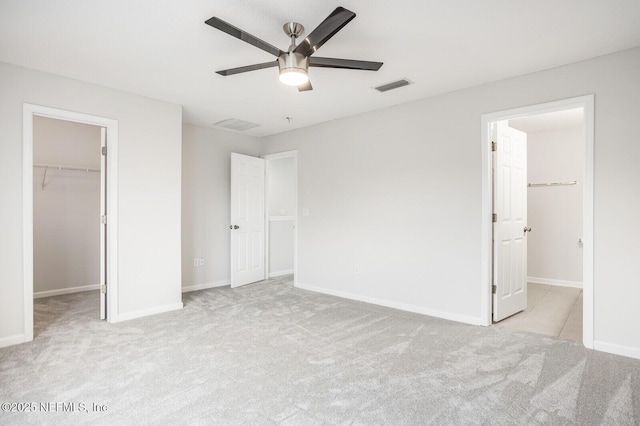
278 52 309 85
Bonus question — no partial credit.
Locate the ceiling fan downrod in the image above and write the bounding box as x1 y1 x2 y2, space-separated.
283 22 304 51
279 22 309 86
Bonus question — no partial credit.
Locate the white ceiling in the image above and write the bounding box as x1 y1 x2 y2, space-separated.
1 0 639 137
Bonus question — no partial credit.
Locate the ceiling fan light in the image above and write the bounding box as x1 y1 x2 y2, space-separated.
278 52 309 86
279 68 309 86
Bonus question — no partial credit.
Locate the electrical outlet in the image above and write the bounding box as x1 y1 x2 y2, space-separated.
355 265 360 274
193 258 198 267
199 258 205 266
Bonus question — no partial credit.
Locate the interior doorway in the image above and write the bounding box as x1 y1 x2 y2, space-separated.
480 95 594 348
493 109 586 341
23 104 119 342
32 116 105 329
264 151 297 286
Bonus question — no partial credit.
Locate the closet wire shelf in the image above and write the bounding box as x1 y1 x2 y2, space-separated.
34 163 100 190
527 180 577 187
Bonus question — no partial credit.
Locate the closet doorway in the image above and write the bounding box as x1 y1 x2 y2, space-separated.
33 116 105 330
494 109 585 340
23 104 119 342
480 95 594 348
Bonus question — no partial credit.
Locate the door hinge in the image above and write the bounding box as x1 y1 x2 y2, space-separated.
101 215 107 225
102 146 107 156
491 141 497 152
492 285 497 294
492 213 497 223
100 284 107 294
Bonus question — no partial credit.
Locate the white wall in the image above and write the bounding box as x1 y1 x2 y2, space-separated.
33 116 101 295
524 126 584 286
0 62 183 345
268 157 296 217
269 221 294 276
181 124 261 291
267 156 295 276
4 46 640 357
261 47 640 356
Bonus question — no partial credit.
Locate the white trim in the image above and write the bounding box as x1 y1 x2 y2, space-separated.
99 127 106 320
262 150 298 288
480 114 492 327
23 103 119 336
296 282 485 326
182 280 230 293
0 334 26 348
116 302 183 322
582 97 595 348
22 107 34 343
593 341 640 360
268 269 294 278
527 277 583 289
262 151 297 161
34 284 100 299
480 95 595 349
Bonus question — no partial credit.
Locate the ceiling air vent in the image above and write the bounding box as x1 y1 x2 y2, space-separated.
214 118 260 131
374 78 413 93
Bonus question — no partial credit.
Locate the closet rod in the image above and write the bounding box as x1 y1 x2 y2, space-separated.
33 163 100 173
528 180 577 187
34 163 100 190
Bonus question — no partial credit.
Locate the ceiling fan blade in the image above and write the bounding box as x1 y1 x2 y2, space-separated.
216 61 278 76
297 80 313 92
309 57 383 71
293 7 356 57
205 17 283 57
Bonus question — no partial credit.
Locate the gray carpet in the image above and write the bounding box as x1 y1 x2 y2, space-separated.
1 275 639 425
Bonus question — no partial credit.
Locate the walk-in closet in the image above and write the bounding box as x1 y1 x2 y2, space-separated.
32 116 103 333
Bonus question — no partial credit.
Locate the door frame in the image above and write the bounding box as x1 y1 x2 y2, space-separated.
23 103 119 342
262 150 298 287
480 95 594 348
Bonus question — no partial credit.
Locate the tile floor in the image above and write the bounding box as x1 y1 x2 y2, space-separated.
494 283 583 342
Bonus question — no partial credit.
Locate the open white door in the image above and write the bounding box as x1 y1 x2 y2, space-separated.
99 127 107 319
493 121 528 322
230 153 266 288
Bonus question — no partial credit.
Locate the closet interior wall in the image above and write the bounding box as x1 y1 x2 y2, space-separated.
510 112 585 288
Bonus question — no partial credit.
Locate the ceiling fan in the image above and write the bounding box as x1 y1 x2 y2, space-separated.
205 6 383 91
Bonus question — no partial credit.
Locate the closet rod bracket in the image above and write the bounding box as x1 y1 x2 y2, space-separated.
41 168 48 190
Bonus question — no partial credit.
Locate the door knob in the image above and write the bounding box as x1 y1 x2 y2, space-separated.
233 225 239 230
524 226 532 233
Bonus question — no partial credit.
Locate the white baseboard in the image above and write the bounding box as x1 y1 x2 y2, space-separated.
295 282 485 326
116 302 184 322
594 340 640 360
182 280 229 293
268 269 294 278
0 333 26 348
528 276 583 289
34 284 100 299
